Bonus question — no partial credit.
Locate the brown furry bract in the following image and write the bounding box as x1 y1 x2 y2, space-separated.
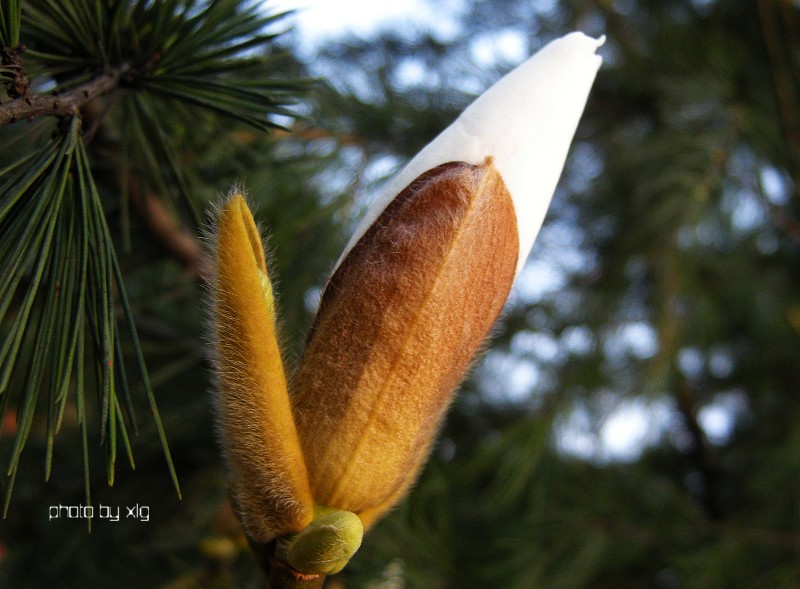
292 158 519 526
211 195 313 542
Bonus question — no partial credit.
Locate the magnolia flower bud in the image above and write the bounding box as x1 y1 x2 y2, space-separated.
208 31 603 579
293 32 603 529
292 159 518 523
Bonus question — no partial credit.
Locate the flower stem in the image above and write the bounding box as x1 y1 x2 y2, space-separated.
268 564 326 589
248 539 326 589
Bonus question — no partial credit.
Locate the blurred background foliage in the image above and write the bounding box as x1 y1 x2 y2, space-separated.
1 0 799 587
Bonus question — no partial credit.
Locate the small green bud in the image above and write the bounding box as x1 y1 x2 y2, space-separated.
277 506 364 575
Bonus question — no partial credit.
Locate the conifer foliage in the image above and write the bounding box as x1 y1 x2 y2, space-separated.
0 0 301 513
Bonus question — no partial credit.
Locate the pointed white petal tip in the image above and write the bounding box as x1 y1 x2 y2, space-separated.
337 31 604 275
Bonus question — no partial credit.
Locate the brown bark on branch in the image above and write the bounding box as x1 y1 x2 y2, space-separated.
0 64 128 126
130 184 210 280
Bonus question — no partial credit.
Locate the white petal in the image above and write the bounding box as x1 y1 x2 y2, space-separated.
337 32 603 275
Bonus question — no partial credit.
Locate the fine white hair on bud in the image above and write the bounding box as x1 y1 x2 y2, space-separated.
337 31 604 276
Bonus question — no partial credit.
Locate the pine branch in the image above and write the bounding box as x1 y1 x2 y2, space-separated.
0 63 128 125
756 0 800 163
129 179 209 280
676 379 722 521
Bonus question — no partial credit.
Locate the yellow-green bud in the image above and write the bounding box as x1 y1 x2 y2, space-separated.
277 507 364 575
